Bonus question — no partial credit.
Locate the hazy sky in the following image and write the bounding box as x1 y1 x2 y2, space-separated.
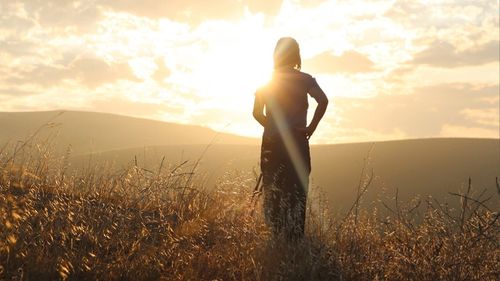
1 0 498 143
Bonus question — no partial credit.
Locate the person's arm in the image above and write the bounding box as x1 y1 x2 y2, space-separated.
305 84 328 139
253 91 267 127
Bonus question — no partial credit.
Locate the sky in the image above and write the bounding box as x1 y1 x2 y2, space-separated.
0 0 499 144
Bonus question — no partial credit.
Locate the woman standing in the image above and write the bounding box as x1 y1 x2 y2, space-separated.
253 37 328 240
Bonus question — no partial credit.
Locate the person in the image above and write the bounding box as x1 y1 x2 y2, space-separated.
253 37 328 240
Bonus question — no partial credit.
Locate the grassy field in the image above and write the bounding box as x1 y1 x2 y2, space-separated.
0 140 499 281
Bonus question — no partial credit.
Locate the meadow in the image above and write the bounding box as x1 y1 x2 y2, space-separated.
0 138 499 281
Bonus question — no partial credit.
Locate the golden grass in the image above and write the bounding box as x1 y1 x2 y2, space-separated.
0 140 499 281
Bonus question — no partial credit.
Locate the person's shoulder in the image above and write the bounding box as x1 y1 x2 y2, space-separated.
295 70 318 88
295 70 315 83
296 70 313 79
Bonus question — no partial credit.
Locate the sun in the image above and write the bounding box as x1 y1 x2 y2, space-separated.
223 45 274 90
189 37 274 105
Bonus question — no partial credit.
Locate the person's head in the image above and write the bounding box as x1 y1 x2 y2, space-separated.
273 37 301 70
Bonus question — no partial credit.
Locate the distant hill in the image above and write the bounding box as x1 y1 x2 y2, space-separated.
311 138 500 212
0 111 258 154
71 138 500 214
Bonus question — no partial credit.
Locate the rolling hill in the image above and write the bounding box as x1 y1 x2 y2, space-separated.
0 110 258 154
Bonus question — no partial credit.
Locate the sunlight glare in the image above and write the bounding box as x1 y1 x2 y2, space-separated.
190 30 274 109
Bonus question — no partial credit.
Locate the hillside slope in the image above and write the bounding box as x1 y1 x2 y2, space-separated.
0 111 258 154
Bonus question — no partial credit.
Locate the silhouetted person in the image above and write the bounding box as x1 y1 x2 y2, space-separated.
253 37 328 241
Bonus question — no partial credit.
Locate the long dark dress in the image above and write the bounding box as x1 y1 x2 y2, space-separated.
256 68 325 240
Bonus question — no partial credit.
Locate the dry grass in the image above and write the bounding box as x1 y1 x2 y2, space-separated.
0 139 499 281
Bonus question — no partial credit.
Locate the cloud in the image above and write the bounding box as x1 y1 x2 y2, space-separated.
384 1 429 25
304 51 375 74
34 2 101 31
384 0 496 29
8 57 138 88
2 0 102 34
295 0 326 9
2 0 285 36
152 58 171 83
91 97 182 118
0 87 34 97
0 13 36 36
245 0 283 15
460 108 499 127
335 83 499 137
0 39 38 57
100 0 236 22
69 58 139 87
100 0 283 25
439 125 498 139
411 40 499 68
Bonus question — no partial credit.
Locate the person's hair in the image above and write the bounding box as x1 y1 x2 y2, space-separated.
273 37 301 70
